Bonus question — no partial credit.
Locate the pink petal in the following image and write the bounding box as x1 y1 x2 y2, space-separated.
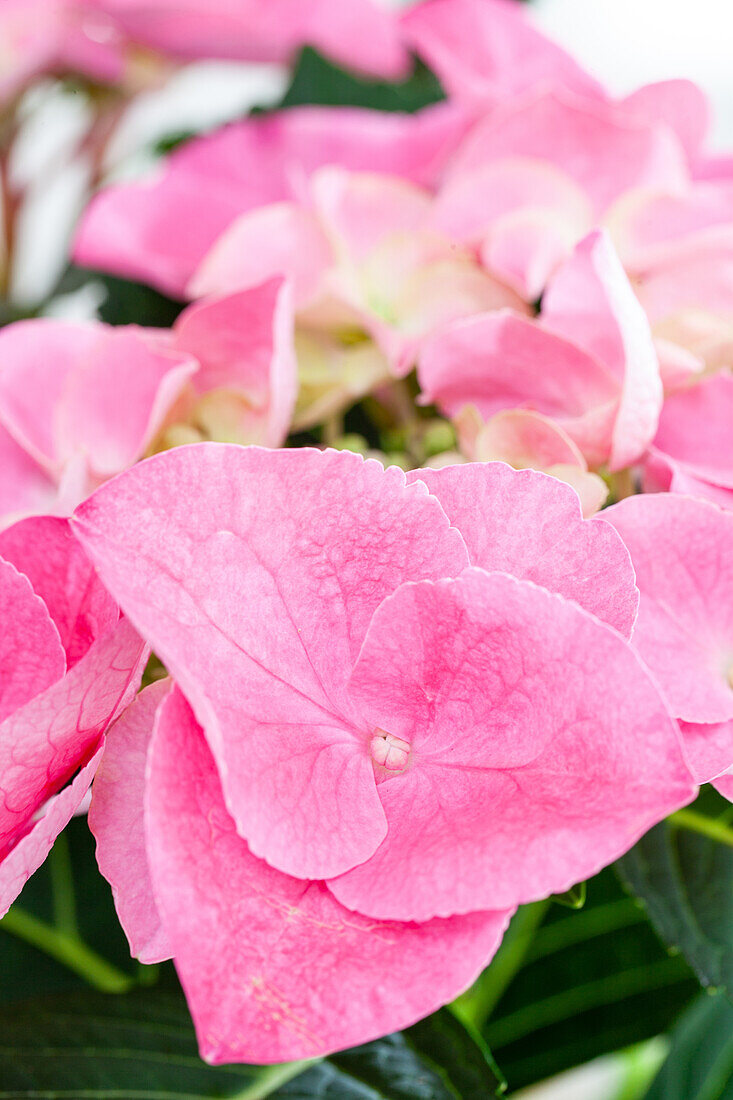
146 686 511 1064
74 104 468 297
449 89 688 216
0 618 146 861
714 773 733 802
0 516 118 667
644 453 733 511
173 281 297 447
0 743 104 918
652 373 733 490
401 0 603 107
89 679 172 964
329 569 694 919
99 0 409 79
621 80 710 161
417 309 619 468
604 494 733 744
0 423 59 529
189 204 333 305
0 558 65 724
73 445 470 880
542 230 662 471
678 720 733 786
407 462 636 635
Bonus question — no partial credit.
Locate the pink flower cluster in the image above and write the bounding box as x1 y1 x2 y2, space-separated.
0 0 731 1072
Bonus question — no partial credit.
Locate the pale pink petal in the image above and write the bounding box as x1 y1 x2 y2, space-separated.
417 309 619 468
98 0 409 78
644 453 733 511
0 558 65 724
401 0 603 106
542 230 662 470
56 328 198 478
173 281 297 447
714 772 733 801
0 516 118 668
0 618 146 861
0 743 104 919
189 204 333 306
653 338 705 392
407 462 637 636
621 80 710 161
329 570 693 919
678 720 733 786
449 90 688 216
74 104 468 297
652 373 733 489
90 679 172 964
0 424 59 529
146 686 511 1064
73 446 469 880
604 494 733 748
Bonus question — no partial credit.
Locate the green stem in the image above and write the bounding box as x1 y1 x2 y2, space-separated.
236 1059 320 1099
48 834 79 938
0 907 133 993
452 901 550 1030
668 809 733 848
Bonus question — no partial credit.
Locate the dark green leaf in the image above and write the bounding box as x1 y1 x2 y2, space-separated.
53 263 184 327
280 47 444 113
480 868 697 1091
645 991 733 1099
617 791 733 995
0 987 503 1100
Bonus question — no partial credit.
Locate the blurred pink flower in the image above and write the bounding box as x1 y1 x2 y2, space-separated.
0 279 296 526
419 230 662 472
76 445 692 1061
0 514 146 915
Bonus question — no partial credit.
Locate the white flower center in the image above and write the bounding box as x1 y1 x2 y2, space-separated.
370 729 410 771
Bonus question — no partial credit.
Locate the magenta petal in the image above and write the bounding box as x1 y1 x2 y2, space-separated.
0 516 118 667
0 743 103 919
0 618 146 859
408 462 637 636
329 570 694 920
146 686 511 1064
73 445 469 880
90 680 172 964
0 557 65 724
604 495 733 774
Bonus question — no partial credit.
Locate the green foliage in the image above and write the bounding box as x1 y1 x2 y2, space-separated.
280 47 444 113
644 991 733 1099
617 790 733 995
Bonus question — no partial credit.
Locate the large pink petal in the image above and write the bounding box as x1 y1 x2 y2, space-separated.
0 558 65 724
407 462 637 636
0 516 118 668
0 618 146 861
146 686 511 1064
621 80 709 161
329 570 694 920
401 0 603 107
604 494 733 738
174 281 297 447
74 104 468 297
542 230 662 470
417 309 619 467
89 679 172 964
73 445 469 880
449 89 688 215
0 743 103 918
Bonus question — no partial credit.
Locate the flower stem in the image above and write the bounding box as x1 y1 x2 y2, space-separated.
0 906 134 993
668 808 733 848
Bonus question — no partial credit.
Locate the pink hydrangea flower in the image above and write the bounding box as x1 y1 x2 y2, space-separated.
0 0 123 103
92 0 409 79
419 229 662 472
190 167 525 378
605 493 733 788
643 372 733 509
75 445 693 1062
0 514 146 916
0 280 295 527
73 104 469 298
